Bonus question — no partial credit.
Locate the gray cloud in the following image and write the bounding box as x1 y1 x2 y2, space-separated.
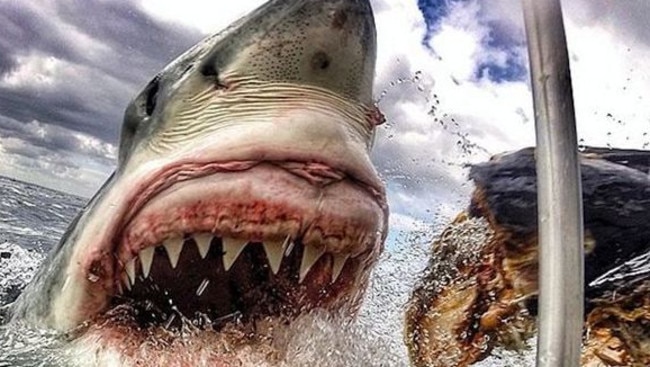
0 0 210 196
0 3 83 74
0 52 17 76
0 114 114 165
371 58 476 218
52 0 202 81
0 0 202 150
565 0 650 47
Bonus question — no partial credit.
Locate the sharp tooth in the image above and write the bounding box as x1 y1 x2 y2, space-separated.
194 233 213 259
299 245 325 283
262 235 291 274
125 258 136 284
122 272 131 291
139 247 155 278
222 237 248 271
163 237 184 269
331 253 349 284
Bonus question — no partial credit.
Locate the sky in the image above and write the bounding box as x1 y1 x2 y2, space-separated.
0 0 649 232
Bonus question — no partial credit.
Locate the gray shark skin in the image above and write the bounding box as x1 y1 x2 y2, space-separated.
11 0 387 335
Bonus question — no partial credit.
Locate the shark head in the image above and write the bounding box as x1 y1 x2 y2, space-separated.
119 0 378 169
12 0 387 357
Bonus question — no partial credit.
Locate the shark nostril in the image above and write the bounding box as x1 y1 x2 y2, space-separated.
311 51 331 71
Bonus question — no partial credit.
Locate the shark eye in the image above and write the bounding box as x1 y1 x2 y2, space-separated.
145 76 161 116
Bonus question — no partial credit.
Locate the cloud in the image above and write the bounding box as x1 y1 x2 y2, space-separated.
369 0 536 221
0 0 203 145
564 0 650 47
137 0 265 34
563 10 650 151
0 115 116 196
0 116 116 162
0 0 204 194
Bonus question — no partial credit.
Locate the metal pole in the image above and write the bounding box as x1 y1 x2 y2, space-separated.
522 1 584 366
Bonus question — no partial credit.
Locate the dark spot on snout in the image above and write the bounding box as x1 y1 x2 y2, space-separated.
200 62 218 77
200 61 228 89
311 51 331 70
332 10 348 29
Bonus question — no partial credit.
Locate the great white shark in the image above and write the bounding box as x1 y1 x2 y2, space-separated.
10 0 387 363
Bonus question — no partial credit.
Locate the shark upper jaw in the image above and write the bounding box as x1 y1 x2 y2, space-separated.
116 161 385 331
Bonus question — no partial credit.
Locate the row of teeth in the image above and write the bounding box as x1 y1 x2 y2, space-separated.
121 234 351 288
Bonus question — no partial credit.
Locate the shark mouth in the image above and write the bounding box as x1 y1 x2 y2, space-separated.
105 162 386 331
114 234 364 330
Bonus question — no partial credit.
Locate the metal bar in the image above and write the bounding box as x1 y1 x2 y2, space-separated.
522 1 585 366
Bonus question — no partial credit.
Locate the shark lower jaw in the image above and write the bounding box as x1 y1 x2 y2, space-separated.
73 161 385 335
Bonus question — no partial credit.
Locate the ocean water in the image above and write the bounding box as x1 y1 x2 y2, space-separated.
0 175 535 367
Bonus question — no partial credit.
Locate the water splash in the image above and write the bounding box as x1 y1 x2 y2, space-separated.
0 242 44 321
0 177 545 366
0 324 68 367
0 237 430 367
